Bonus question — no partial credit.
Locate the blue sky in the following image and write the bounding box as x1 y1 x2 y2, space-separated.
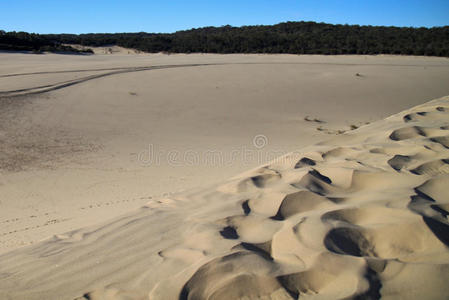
1 0 448 34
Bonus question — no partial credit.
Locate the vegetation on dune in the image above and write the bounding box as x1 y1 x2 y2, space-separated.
2 21 449 56
0 30 93 54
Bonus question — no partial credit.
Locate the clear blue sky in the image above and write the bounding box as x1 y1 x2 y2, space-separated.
1 0 448 34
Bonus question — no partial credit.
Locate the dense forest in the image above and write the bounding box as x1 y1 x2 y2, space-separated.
0 30 93 54
2 22 449 56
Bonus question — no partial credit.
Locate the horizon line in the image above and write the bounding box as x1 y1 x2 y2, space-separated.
2 20 449 35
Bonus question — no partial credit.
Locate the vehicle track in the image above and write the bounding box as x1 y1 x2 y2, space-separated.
2 61 447 98
0 63 221 98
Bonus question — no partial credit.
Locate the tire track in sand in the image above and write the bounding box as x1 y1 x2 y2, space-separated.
0 63 221 98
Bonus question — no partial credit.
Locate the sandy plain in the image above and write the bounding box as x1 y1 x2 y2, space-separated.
0 52 449 299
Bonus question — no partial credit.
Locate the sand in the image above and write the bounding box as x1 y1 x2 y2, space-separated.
0 53 449 299
66 44 144 55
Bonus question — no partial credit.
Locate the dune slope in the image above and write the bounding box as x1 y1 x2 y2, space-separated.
1 54 449 255
0 96 448 299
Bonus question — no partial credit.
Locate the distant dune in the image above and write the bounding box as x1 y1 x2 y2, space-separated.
66 44 141 55
0 53 449 299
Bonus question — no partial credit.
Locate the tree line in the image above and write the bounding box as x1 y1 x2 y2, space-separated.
2 21 448 56
0 30 93 54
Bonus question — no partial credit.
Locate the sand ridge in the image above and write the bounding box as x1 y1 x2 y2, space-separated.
0 96 448 299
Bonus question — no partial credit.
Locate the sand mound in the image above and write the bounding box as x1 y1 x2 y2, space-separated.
0 96 448 299
66 44 142 55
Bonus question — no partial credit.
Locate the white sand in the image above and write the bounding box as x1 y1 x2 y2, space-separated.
0 53 449 299
65 44 144 55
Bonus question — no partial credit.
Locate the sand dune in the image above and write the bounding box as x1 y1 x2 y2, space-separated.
0 94 448 299
66 44 143 55
1 53 449 255
1 53 449 299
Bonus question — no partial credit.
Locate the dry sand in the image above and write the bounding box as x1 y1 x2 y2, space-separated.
66 44 143 55
0 53 449 299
